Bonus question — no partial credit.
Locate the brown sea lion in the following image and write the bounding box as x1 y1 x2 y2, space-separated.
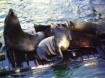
36 23 71 64
3 9 46 68
0 42 2 49
34 24 51 37
68 20 105 39
68 21 97 35
69 30 105 59
4 9 40 52
70 31 101 47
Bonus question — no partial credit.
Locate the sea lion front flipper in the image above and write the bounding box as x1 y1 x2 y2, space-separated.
96 45 105 59
37 48 52 61
50 48 63 65
51 56 63 65
58 48 63 58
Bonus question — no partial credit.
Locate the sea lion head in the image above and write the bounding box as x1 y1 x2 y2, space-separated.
4 8 21 31
34 24 51 37
51 22 71 39
51 22 71 50
67 21 97 34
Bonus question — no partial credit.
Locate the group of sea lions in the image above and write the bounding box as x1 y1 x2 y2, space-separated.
3 8 105 68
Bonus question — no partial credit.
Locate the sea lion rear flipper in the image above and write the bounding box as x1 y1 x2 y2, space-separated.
96 45 105 59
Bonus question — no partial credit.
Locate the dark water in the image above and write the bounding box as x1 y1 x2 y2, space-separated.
2 57 105 78
0 0 105 78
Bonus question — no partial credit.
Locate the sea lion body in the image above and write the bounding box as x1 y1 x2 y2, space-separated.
69 30 105 60
34 24 51 37
4 9 46 68
36 23 70 64
70 31 101 47
37 35 70 60
68 21 97 34
37 36 56 61
4 9 40 52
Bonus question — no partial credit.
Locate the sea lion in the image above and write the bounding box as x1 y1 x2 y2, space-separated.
34 24 51 37
69 30 105 59
68 21 97 35
34 23 68 37
4 9 46 68
36 23 71 64
70 31 101 47
4 9 40 52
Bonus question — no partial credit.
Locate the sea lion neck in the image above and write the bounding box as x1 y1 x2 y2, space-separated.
4 20 23 35
4 9 24 35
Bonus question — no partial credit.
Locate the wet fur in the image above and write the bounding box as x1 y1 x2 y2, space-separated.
69 30 105 59
68 21 97 35
4 9 46 68
36 24 70 64
4 9 39 52
70 30 101 47
34 24 51 37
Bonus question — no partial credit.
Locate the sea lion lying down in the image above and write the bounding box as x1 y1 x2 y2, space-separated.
68 21 97 35
34 24 51 37
69 29 105 59
68 20 105 39
66 20 105 59
36 23 71 64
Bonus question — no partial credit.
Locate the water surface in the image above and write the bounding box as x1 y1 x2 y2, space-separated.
0 0 105 78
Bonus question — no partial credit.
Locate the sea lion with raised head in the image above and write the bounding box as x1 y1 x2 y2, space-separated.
4 9 46 68
4 9 40 52
36 23 71 65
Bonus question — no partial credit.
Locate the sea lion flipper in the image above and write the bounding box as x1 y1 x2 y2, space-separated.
58 48 63 58
51 56 63 65
37 48 52 61
50 48 63 65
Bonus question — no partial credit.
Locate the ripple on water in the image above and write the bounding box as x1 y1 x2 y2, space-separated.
0 0 105 78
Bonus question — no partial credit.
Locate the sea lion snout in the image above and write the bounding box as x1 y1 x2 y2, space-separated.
8 8 15 16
